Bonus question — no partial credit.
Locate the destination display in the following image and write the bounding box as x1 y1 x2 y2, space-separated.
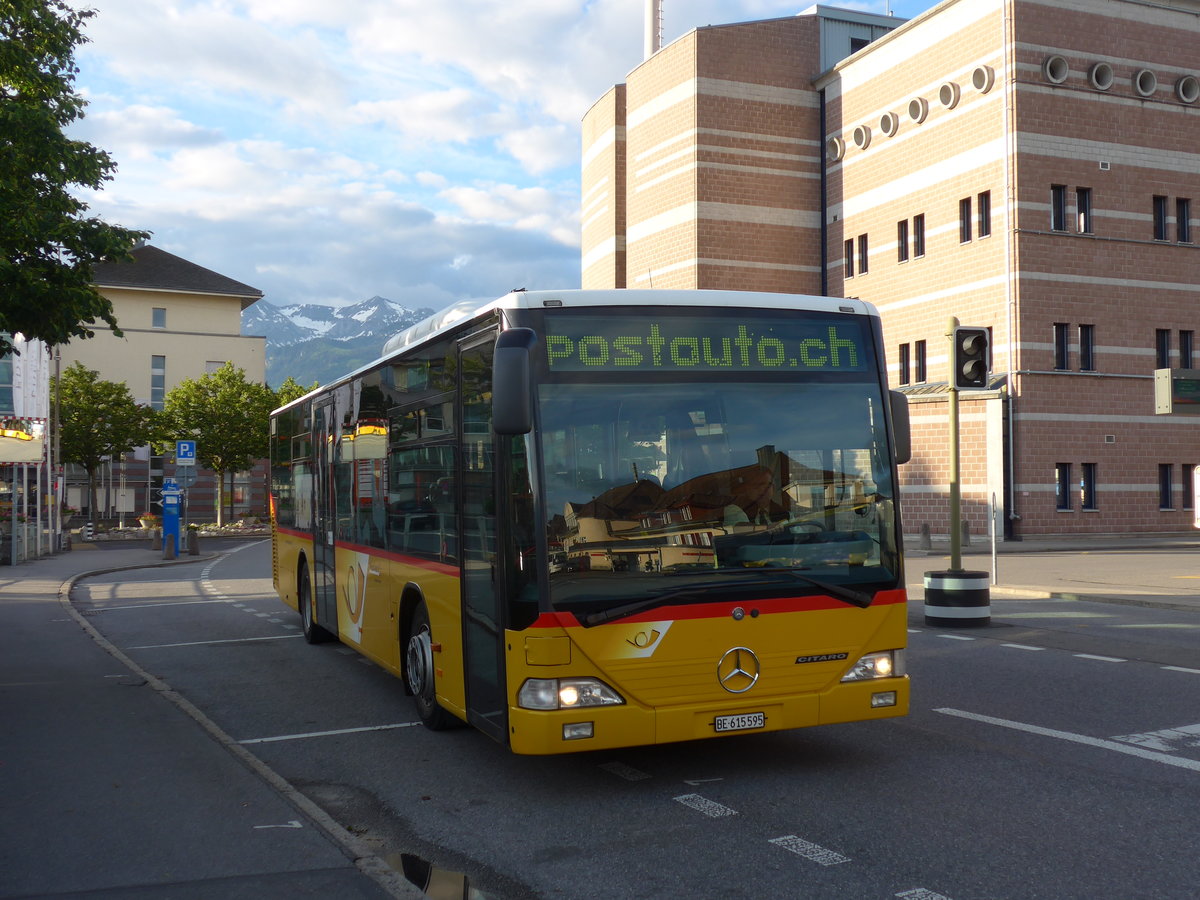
542 315 870 373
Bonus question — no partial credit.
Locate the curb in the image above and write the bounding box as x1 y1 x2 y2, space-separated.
55 546 423 900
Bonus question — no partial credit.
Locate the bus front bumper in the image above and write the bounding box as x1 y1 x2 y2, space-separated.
506 675 909 755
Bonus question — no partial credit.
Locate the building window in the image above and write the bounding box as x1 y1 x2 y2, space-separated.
1077 187 1093 234
1081 463 1098 510
150 355 165 410
897 220 909 262
1159 463 1174 509
858 234 869 274
1053 323 1070 370
914 340 927 383
978 191 991 238
959 197 972 243
1079 324 1095 371
849 36 870 53
1051 185 1068 231
1178 198 1192 243
844 239 854 278
152 307 166 328
898 343 910 385
1154 195 1169 241
913 214 926 257
1156 329 1172 369
1184 464 1196 511
1056 463 1073 511
1181 330 1194 369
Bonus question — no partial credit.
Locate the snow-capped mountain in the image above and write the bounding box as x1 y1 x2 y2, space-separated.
243 296 435 388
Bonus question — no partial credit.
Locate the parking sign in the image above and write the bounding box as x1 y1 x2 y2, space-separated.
176 440 197 466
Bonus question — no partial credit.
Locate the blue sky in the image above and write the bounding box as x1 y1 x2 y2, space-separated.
70 1 937 311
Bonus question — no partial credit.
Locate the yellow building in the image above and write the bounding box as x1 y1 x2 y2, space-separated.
60 244 266 521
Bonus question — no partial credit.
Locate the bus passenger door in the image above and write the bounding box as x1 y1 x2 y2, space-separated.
458 335 505 740
312 399 338 633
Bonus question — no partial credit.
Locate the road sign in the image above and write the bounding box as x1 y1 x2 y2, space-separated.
176 440 197 466
176 467 197 488
161 477 179 493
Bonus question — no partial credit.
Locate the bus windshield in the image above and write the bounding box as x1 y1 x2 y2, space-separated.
536 378 900 617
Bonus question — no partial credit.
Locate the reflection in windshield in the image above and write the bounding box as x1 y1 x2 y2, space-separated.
538 382 900 610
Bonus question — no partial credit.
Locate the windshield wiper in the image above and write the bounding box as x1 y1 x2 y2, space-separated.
578 570 872 627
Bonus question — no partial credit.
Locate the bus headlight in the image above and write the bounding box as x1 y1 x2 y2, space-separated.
518 678 625 710
840 650 903 682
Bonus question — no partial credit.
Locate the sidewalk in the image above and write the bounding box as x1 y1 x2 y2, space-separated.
0 544 419 899
906 533 1200 613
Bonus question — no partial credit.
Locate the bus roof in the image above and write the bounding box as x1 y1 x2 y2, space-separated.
272 289 879 414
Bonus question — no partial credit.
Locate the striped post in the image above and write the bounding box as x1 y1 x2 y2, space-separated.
924 569 991 627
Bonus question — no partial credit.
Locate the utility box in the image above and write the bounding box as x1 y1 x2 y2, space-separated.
1154 368 1200 414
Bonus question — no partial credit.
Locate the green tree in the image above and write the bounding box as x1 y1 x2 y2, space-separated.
54 362 155 521
273 375 316 408
1 0 148 356
161 363 276 525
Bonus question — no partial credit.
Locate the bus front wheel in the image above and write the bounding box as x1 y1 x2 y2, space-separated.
406 602 455 730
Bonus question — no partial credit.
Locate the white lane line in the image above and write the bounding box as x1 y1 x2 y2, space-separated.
85 599 221 611
936 708 1200 773
239 722 421 744
768 835 850 866
1163 666 1200 674
938 634 976 641
1001 643 1044 651
1110 724 1200 753
126 634 304 650
1073 653 1126 663
674 793 737 817
896 889 954 900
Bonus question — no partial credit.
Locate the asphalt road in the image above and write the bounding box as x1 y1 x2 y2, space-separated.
69 540 1200 899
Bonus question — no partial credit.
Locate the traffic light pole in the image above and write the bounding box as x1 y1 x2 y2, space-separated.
947 316 962 572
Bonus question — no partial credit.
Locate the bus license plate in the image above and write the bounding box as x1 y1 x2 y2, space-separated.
714 712 765 733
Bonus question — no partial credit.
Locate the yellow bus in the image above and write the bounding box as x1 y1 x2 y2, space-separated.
270 290 911 754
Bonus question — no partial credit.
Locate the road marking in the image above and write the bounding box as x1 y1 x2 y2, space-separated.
1001 643 1044 651
1073 653 1126 662
1162 665 1200 674
768 835 850 866
937 634 976 641
598 761 651 781
1110 724 1200 753
126 634 304 650
674 793 737 817
936 708 1200 772
239 722 421 744
253 820 302 829
683 777 724 786
84 599 222 611
896 890 954 900
1000 612 1114 619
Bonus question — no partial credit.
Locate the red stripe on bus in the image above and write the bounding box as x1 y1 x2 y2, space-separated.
272 528 460 578
528 589 906 628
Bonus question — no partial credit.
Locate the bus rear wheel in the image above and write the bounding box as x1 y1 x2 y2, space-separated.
298 564 332 644
406 602 455 730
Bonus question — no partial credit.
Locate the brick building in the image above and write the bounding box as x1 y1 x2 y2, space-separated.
581 0 1200 540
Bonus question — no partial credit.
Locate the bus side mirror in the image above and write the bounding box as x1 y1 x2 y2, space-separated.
493 328 537 435
890 390 911 465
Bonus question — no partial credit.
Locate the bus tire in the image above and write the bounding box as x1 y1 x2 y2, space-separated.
406 602 455 730
298 563 333 644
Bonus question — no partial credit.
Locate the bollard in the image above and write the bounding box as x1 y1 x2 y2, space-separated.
163 538 177 560
961 519 971 547
83 521 94 542
924 569 990 627
919 523 932 551
150 527 161 551
186 529 199 556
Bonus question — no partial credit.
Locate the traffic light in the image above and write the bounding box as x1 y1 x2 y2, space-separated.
953 326 990 390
